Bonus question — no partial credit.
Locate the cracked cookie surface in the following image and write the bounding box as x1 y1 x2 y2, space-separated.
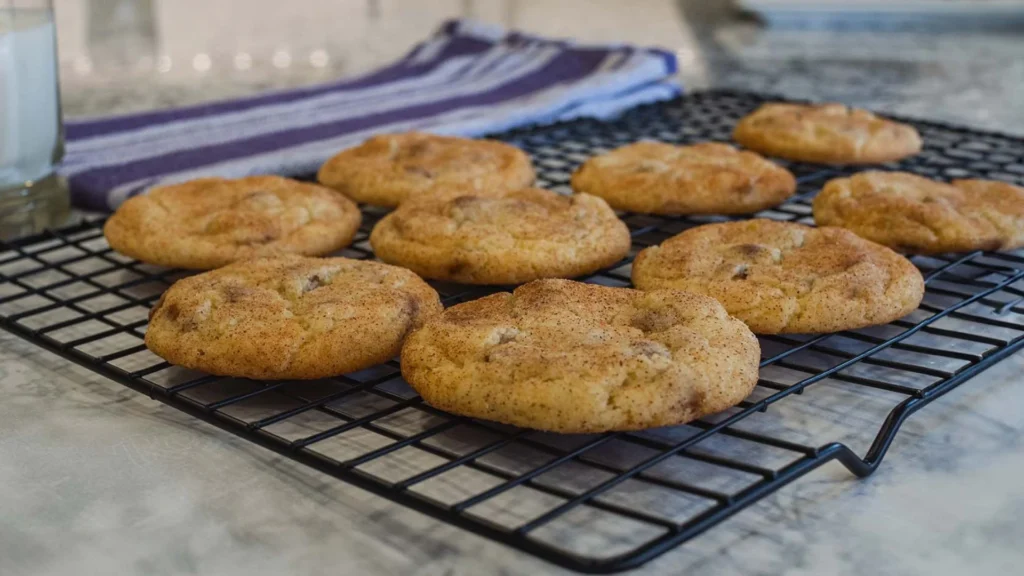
632 219 924 334
400 279 759 432
146 256 442 380
104 176 361 270
317 132 535 207
813 171 1024 254
369 188 631 284
733 103 921 164
570 141 796 215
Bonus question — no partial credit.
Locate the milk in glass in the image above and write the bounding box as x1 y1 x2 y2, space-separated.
0 4 68 238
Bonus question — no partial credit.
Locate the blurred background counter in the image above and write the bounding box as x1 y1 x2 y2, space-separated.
56 0 1024 134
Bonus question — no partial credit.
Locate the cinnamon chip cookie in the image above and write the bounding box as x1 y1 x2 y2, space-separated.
317 132 535 207
401 279 760 433
570 141 796 215
632 220 924 334
369 188 631 284
146 256 442 380
733 103 922 165
813 171 1024 254
104 176 361 270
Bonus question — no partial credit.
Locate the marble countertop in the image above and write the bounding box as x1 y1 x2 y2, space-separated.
3 1 1024 575
4 329 1023 576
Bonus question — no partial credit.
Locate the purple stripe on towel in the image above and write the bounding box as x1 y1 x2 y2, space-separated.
68 48 611 195
62 18 682 211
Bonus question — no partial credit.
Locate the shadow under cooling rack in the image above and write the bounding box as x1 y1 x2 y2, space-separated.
2 90 1024 573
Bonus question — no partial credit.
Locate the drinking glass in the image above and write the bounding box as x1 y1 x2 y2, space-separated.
0 0 69 240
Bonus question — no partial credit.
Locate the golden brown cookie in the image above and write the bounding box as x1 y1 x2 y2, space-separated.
401 279 759 433
570 141 796 215
104 176 361 270
632 219 924 334
813 171 1024 254
369 188 630 285
317 132 535 207
146 256 442 380
733 103 922 164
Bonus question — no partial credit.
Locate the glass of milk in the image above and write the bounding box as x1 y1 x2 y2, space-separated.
0 0 68 240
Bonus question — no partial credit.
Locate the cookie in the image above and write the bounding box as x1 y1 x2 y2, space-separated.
369 188 631 285
813 171 1024 254
401 279 759 433
733 103 922 165
632 219 924 334
104 176 361 270
146 256 442 380
317 132 535 207
570 141 796 215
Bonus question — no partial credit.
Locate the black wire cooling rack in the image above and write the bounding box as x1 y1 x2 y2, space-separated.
2 90 1024 573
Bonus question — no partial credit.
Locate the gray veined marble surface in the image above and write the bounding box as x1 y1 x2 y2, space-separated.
2 325 1023 576
4 1 1024 575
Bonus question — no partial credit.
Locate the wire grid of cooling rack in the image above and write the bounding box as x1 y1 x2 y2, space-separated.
2 91 1024 573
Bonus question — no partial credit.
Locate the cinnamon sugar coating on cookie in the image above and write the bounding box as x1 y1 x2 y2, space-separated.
733 103 921 164
814 171 1024 254
317 132 535 207
146 256 441 379
571 141 795 215
401 279 759 432
104 176 361 270
632 219 924 334
370 188 630 284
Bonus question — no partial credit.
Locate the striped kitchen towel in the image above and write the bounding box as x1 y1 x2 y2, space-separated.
61 19 680 211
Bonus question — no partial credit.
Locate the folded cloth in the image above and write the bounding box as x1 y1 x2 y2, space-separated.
61 19 680 211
